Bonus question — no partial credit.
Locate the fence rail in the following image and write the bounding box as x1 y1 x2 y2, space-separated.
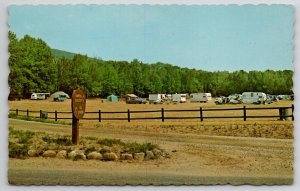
9 105 294 122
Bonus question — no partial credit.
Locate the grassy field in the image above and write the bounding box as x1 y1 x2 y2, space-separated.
8 99 294 185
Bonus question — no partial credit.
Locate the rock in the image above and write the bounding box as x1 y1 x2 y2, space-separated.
145 151 155 160
87 152 102 160
133 152 145 161
28 149 38 157
152 149 162 157
42 150 56 158
103 152 118 161
68 150 86 161
120 153 133 160
56 150 67 159
79 153 87 160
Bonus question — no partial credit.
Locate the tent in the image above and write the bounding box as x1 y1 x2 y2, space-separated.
107 94 118 102
50 91 70 99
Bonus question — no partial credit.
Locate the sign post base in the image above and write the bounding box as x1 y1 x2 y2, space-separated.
72 114 79 145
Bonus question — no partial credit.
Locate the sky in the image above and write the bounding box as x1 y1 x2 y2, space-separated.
8 4 294 71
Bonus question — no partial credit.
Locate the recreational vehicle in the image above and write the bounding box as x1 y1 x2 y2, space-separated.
190 93 212 103
149 94 166 104
172 94 187 103
242 92 267 104
30 93 50 100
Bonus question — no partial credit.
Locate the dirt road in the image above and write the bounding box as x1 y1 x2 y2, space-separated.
8 119 293 185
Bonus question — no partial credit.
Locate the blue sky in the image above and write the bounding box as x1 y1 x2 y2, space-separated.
8 4 294 71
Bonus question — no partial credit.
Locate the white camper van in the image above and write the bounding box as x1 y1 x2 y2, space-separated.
149 94 166 104
242 92 267 104
172 94 187 103
190 93 212 103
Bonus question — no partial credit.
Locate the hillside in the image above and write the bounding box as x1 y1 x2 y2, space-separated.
51 48 76 59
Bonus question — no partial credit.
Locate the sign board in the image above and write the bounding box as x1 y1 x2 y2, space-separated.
72 89 86 119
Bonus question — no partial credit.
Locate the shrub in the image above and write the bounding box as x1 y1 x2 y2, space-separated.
10 128 35 144
127 142 158 154
97 138 126 147
42 135 72 146
9 141 28 158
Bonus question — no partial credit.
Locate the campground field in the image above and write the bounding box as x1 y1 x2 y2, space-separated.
8 99 294 185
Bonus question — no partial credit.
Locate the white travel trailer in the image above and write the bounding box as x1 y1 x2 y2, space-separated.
30 93 50 100
172 93 187 103
242 92 267 104
149 94 166 104
190 93 212 103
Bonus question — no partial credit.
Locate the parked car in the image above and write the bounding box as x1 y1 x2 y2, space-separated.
126 97 147 104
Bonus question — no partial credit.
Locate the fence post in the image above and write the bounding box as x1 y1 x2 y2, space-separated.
292 104 294 121
127 109 130 122
161 108 165 122
200 107 203 122
243 106 247 121
99 110 102 122
55 110 57 121
16 109 18 116
26 109 29 117
279 108 283 120
40 110 42 119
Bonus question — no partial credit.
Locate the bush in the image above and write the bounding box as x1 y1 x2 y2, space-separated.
42 135 72 146
9 141 28 158
10 128 35 144
97 138 126 147
127 142 158 154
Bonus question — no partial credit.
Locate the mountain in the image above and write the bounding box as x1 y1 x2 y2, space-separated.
51 48 76 59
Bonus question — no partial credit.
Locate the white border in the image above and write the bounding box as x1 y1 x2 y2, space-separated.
0 1 298 191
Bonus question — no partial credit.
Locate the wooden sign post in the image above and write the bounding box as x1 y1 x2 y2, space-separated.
71 88 86 144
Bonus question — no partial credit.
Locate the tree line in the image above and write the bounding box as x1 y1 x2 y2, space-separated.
8 32 293 98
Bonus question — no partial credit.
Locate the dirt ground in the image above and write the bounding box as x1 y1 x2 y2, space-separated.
8 117 294 185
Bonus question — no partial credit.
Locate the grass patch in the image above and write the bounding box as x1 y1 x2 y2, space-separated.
9 128 163 160
127 142 158 153
9 128 35 144
8 112 72 125
97 138 126 147
42 135 72 146
9 141 29 158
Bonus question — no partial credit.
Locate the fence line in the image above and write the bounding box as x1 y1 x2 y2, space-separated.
9 105 294 122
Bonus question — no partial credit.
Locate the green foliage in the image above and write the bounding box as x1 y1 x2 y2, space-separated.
51 48 76 59
127 142 158 154
9 128 34 158
9 31 294 98
42 135 72 146
97 138 126 147
10 128 35 144
9 141 29 158
8 112 72 125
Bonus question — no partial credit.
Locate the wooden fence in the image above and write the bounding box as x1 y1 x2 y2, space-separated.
9 105 294 122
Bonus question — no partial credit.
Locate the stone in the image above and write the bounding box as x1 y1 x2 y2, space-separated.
120 153 133 160
42 150 57 158
133 152 145 161
103 152 118 161
56 150 67 159
152 149 162 157
68 150 86 161
145 150 155 160
87 152 102 160
28 149 38 157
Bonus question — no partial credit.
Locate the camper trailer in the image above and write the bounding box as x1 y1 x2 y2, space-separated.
172 94 187 103
30 93 50 100
242 92 267 104
149 94 166 104
190 93 212 103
